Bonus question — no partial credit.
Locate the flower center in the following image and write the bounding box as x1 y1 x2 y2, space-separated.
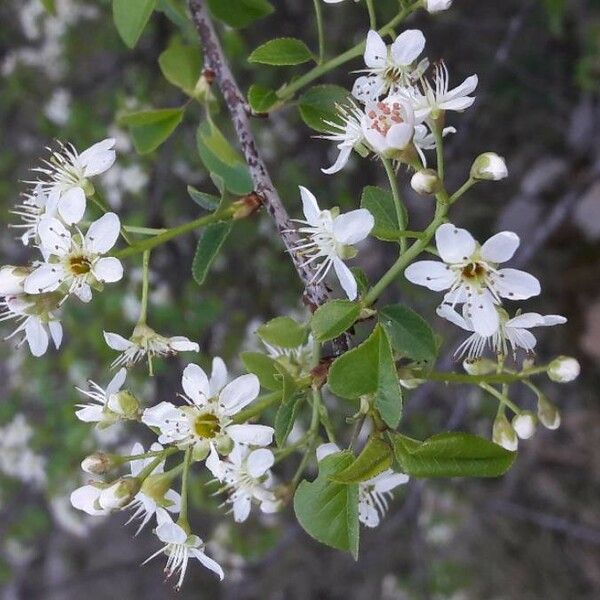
68 255 92 276
460 262 487 282
367 101 405 135
193 412 220 439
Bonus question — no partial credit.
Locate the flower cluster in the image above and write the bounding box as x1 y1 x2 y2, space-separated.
1 139 123 356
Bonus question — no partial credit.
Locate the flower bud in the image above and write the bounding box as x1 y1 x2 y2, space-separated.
107 390 140 419
470 152 508 181
463 357 497 375
0 266 28 296
141 472 178 508
492 413 518 451
547 356 580 383
512 411 537 440
399 378 424 390
410 169 441 195
192 71 215 103
192 439 211 462
99 476 140 510
215 435 234 456
537 395 561 430
81 452 118 475
425 0 453 12
232 192 262 220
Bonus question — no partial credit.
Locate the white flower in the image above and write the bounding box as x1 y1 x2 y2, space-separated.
103 324 199 370
320 103 366 175
24 213 123 303
75 368 133 426
547 356 580 383
207 445 279 523
295 186 374 300
425 0 453 12
316 443 409 528
9 185 60 245
492 413 518 451
437 304 566 358
70 484 108 516
1 293 63 357
31 139 116 225
144 509 224 588
352 30 428 103
126 443 181 535
405 62 478 120
412 123 456 166
141 359 274 455
471 152 508 181
361 96 416 156
405 223 541 336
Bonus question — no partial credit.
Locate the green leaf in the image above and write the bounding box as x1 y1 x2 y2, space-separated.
240 352 282 391
388 432 517 478
294 451 359 557
257 316 308 349
249 38 313 66
159 37 202 96
379 304 438 365
330 437 392 484
120 108 184 154
298 85 353 133
360 186 400 241
196 121 253 195
310 300 360 343
274 366 301 447
187 186 220 212
112 0 156 48
207 0 274 28
40 0 56 15
192 222 232 286
328 325 403 428
248 84 278 113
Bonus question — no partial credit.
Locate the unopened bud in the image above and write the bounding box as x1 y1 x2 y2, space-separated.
470 152 508 181
425 0 453 12
399 378 425 390
141 472 178 508
232 192 263 220
215 435 234 456
537 395 561 430
99 476 140 510
548 356 580 383
192 72 215 103
410 169 441 195
108 390 140 419
192 439 211 462
492 413 518 451
463 357 497 375
512 411 537 440
0 266 28 296
81 452 118 475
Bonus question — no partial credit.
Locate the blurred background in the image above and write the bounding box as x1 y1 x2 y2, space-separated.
0 0 599 598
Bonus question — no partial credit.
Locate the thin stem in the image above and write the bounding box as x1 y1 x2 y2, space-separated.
123 448 179 462
425 366 549 385
450 178 476 204
479 382 522 415
137 456 165 482
433 122 446 182
123 225 168 236
312 0 325 64
382 158 407 253
366 0 377 29
363 194 449 306
138 250 151 325
114 209 234 259
232 391 282 424
177 447 193 532
276 2 421 101
291 386 322 489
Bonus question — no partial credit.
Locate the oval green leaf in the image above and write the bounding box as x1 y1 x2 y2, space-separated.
249 38 314 66
310 300 360 343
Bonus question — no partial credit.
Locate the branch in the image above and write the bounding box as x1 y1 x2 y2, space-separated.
188 0 330 312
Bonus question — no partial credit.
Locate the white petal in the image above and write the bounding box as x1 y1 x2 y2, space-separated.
79 138 116 177
446 74 478 99
70 485 104 516
24 318 48 356
322 146 352 175
316 442 341 462
464 291 499 336
333 257 357 300
58 187 86 225
436 304 470 330
508 327 537 352
206 444 224 480
48 320 63 349
359 498 380 528
85 212 120 254
390 29 425 66
210 357 228 396
74 283 92 303
494 268 541 300
169 336 199 352
75 405 103 422
480 231 520 263
106 368 127 395
103 331 132 351
226 424 274 446
232 495 252 523
352 75 384 103
541 314 567 326
404 260 455 291
370 470 409 492
332 209 374 244
156 521 187 545
93 257 123 283
190 548 225 581
386 123 414 150
299 186 321 226
219 374 260 415
363 127 387 154
38 218 71 255
0 267 25 295
439 96 476 112
182 363 211 405
246 448 275 478
23 264 63 294
364 30 387 69
435 223 476 264
141 402 179 429
129 442 145 476
505 312 546 329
